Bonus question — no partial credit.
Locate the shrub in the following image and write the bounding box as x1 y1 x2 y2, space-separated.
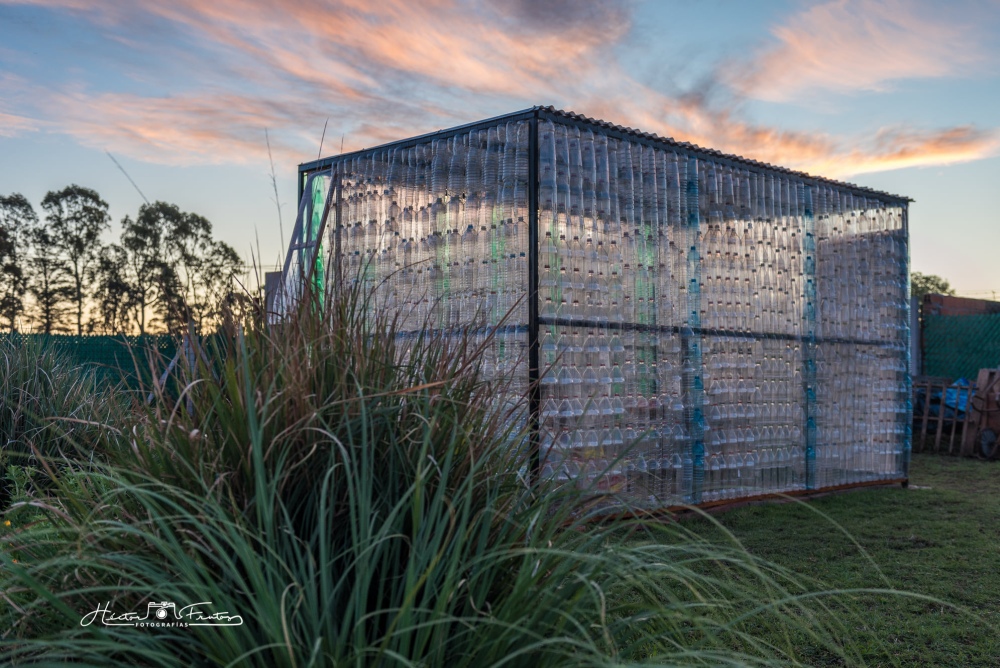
1 283 890 666
0 336 124 510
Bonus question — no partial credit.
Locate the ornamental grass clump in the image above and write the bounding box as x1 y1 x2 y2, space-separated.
0 335 125 511
1 279 896 666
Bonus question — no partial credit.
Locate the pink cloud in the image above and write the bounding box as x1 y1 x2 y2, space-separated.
40 89 314 166
558 84 999 178
839 125 1000 175
6 0 621 99
0 0 995 180
726 0 989 102
0 110 37 137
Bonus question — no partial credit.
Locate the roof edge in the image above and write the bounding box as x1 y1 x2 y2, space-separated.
301 105 912 205
537 107 912 204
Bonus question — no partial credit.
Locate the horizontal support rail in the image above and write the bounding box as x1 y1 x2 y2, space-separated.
538 316 904 348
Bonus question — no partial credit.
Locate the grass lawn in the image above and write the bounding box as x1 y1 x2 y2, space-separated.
677 453 1000 667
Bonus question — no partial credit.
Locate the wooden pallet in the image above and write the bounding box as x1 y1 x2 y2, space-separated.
962 368 1000 457
912 375 976 455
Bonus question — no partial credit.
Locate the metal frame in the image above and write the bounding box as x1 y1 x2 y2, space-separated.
527 114 541 479
280 169 336 311
293 107 912 501
298 107 911 205
298 109 540 176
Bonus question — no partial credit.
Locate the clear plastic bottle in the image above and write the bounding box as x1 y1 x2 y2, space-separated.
705 453 720 502
670 452 684 501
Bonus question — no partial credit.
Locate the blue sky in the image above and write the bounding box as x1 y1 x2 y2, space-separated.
1 0 998 295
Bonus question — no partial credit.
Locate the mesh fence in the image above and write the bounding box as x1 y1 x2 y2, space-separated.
0 334 178 386
923 313 1000 380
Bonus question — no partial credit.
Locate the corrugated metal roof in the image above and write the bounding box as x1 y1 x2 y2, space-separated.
300 105 912 204
539 106 911 204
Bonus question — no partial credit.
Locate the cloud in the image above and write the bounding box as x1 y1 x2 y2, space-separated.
0 0 635 163
45 90 315 166
0 74 39 137
486 0 632 40
563 82 999 178
17 0 622 98
0 0 996 180
0 110 37 137
838 125 1000 176
726 0 989 102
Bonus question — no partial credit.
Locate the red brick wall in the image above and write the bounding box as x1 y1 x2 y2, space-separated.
923 294 1000 316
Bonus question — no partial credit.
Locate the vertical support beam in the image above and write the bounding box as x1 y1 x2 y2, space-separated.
302 171 337 299
264 271 282 321
280 170 329 314
334 172 342 291
802 186 817 490
901 204 912 479
919 379 931 445
528 113 541 480
683 157 705 504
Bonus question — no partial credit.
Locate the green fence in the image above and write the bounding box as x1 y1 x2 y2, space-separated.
0 334 178 386
923 313 1000 379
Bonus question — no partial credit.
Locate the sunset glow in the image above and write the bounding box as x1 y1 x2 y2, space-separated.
1 0 997 293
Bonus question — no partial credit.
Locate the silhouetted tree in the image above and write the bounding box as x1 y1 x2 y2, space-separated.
116 204 173 335
154 205 241 334
109 201 242 335
41 185 111 335
159 206 214 332
911 272 956 302
158 263 188 336
0 193 32 331
6 190 242 336
90 245 132 335
25 221 74 335
185 239 243 332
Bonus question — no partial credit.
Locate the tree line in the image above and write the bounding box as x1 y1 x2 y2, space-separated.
0 185 243 336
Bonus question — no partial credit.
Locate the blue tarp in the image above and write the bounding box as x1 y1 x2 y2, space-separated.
944 378 971 415
914 378 973 422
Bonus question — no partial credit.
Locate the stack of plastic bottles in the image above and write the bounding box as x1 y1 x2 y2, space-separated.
282 108 911 509
281 122 534 405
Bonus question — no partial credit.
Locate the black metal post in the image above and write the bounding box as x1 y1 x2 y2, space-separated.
527 113 541 481
334 172 342 289
802 185 817 490
901 204 912 480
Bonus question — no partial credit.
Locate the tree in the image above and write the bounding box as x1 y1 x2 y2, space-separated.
105 201 243 335
0 193 32 331
127 202 200 335
25 221 74 334
158 262 188 336
149 203 241 334
160 206 212 326
184 239 243 333
911 272 955 302
90 245 132 335
117 204 173 335
41 185 111 335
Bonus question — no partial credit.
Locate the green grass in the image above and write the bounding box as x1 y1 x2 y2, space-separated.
675 453 1000 667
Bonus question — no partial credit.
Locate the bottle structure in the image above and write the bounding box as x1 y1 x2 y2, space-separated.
284 109 911 510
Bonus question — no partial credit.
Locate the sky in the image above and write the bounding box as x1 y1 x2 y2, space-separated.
1 0 998 296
